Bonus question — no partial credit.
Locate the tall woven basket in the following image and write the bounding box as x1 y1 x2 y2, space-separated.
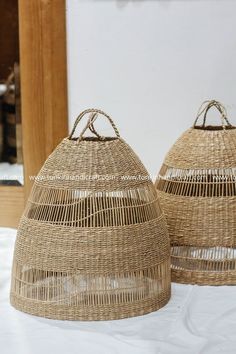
11 109 170 320
156 100 236 285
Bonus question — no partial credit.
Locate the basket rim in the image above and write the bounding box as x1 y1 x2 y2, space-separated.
65 136 121 143
192 125 236 131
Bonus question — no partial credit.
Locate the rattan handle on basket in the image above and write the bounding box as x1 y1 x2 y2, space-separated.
69 108 120 141
193 100 232 129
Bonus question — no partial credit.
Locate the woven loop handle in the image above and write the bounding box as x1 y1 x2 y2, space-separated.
193 100 232 129
69 108 120 141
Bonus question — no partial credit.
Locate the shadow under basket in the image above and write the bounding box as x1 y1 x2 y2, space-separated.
10 109 171 320
156 100 236 285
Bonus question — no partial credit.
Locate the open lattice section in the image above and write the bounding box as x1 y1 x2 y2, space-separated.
157 164 236 197
11 259 171 320
25 184 162 227
12 261 169 305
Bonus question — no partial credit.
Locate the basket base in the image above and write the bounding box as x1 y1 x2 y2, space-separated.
171 245 236 285
10 289 171 321
172 267 236 285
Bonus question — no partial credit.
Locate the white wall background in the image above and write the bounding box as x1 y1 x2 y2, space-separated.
66 0 236 178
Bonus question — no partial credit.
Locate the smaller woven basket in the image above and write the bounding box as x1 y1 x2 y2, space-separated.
10 109 171 320
156 100 236 285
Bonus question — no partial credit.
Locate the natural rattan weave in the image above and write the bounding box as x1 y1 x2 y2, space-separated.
10 109 170 320
156 100 236 285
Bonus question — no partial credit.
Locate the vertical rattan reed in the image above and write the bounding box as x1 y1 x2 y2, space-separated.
10 109 171 320
156 100 236 285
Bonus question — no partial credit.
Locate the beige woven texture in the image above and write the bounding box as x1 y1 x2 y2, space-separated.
10 109 170 320
156 100 236 285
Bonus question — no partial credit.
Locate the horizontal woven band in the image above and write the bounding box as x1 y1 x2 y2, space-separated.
14 216 169 272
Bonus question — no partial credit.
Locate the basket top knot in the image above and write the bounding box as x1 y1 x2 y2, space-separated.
164 100 236 169
36 108 151 191
68 108 121 142
193 100 232 130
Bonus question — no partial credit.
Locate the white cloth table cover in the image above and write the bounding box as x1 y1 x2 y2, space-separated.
1 228 236 354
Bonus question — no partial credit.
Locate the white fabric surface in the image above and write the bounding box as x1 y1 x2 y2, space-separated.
1 228 236 354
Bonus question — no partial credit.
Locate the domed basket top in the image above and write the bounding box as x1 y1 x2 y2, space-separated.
156 100 236 285
11 109 170 320
165 100 236 170
39 109 149 191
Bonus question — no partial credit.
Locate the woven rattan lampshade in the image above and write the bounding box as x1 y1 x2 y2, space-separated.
10 109 170 320
156 100 236 285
